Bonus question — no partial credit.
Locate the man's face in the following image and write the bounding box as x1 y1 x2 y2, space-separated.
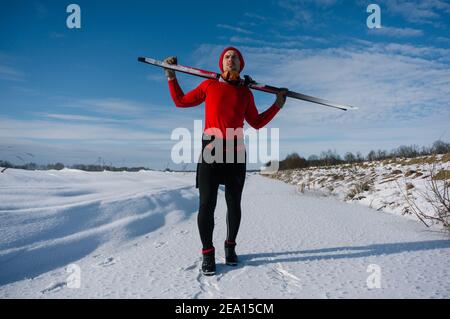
222 50 241 72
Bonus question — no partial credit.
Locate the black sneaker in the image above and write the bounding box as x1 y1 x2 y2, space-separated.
225 241 238 266
201 248 216 276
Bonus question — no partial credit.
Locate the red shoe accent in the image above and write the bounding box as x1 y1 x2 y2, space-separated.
202 247 215 254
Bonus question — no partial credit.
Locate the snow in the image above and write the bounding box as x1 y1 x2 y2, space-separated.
0 167 449 298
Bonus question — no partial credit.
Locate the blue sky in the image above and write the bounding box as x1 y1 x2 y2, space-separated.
1 0 449 169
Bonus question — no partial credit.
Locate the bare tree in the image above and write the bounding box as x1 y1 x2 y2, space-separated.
376 149 387 160
401 164 449 234
344 152 355 163
367 150 377 161
356 152 364 162
394 145 420 158
432 140 450 154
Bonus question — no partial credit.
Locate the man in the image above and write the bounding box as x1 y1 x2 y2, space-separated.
164 47 287 275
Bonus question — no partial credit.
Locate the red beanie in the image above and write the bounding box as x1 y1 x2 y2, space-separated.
219 47 245 72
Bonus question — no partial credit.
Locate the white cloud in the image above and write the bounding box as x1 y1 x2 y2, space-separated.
380 0 450 26
369 26 424 37
230 36 277 47
276 0 338 27
243 13 268 22
241 43 449 118
0 116 169 142
0 51 25 81
436 36 450 45
277 0 313 25
50 32 65 39
0 65 25 81
217 24 253 34
273 34 330 44
41 113 122 123
229 34 329 48
62 97 151 117
33 110 204 132
146 73 166 83
33 1 48 19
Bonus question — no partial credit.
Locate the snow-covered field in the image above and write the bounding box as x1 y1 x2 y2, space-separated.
0 167 449 298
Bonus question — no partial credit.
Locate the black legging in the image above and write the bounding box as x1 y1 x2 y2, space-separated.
196 136 246 250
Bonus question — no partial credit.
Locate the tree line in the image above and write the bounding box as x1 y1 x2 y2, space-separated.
0 161 151 172
275 140 450 170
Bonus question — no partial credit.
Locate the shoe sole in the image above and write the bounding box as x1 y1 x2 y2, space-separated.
202 271 216 276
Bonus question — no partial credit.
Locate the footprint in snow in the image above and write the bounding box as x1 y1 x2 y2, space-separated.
41 281 66 294
183 263 197 271
98 257 115 267
154 242 166 248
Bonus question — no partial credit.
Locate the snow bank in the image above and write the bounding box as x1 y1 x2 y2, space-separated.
267 155 450 225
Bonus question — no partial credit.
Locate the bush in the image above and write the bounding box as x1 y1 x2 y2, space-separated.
403 164 450 234
279 153 307 170
346 179 373 200
47 162 65 170
431 140 450 154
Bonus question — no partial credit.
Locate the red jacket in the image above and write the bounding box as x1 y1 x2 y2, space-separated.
168 78 280 140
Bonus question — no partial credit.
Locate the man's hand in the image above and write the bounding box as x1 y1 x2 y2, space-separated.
163 56 177 80
275 88 288 109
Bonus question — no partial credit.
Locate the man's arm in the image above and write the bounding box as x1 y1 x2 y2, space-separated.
164 56 206 108
168 78 206 108
244 89 286 129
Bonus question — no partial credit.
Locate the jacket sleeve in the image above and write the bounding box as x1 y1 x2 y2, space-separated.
168 78 207 108
244 90 281 129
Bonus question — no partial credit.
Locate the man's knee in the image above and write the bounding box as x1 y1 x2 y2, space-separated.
199 195 217 212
